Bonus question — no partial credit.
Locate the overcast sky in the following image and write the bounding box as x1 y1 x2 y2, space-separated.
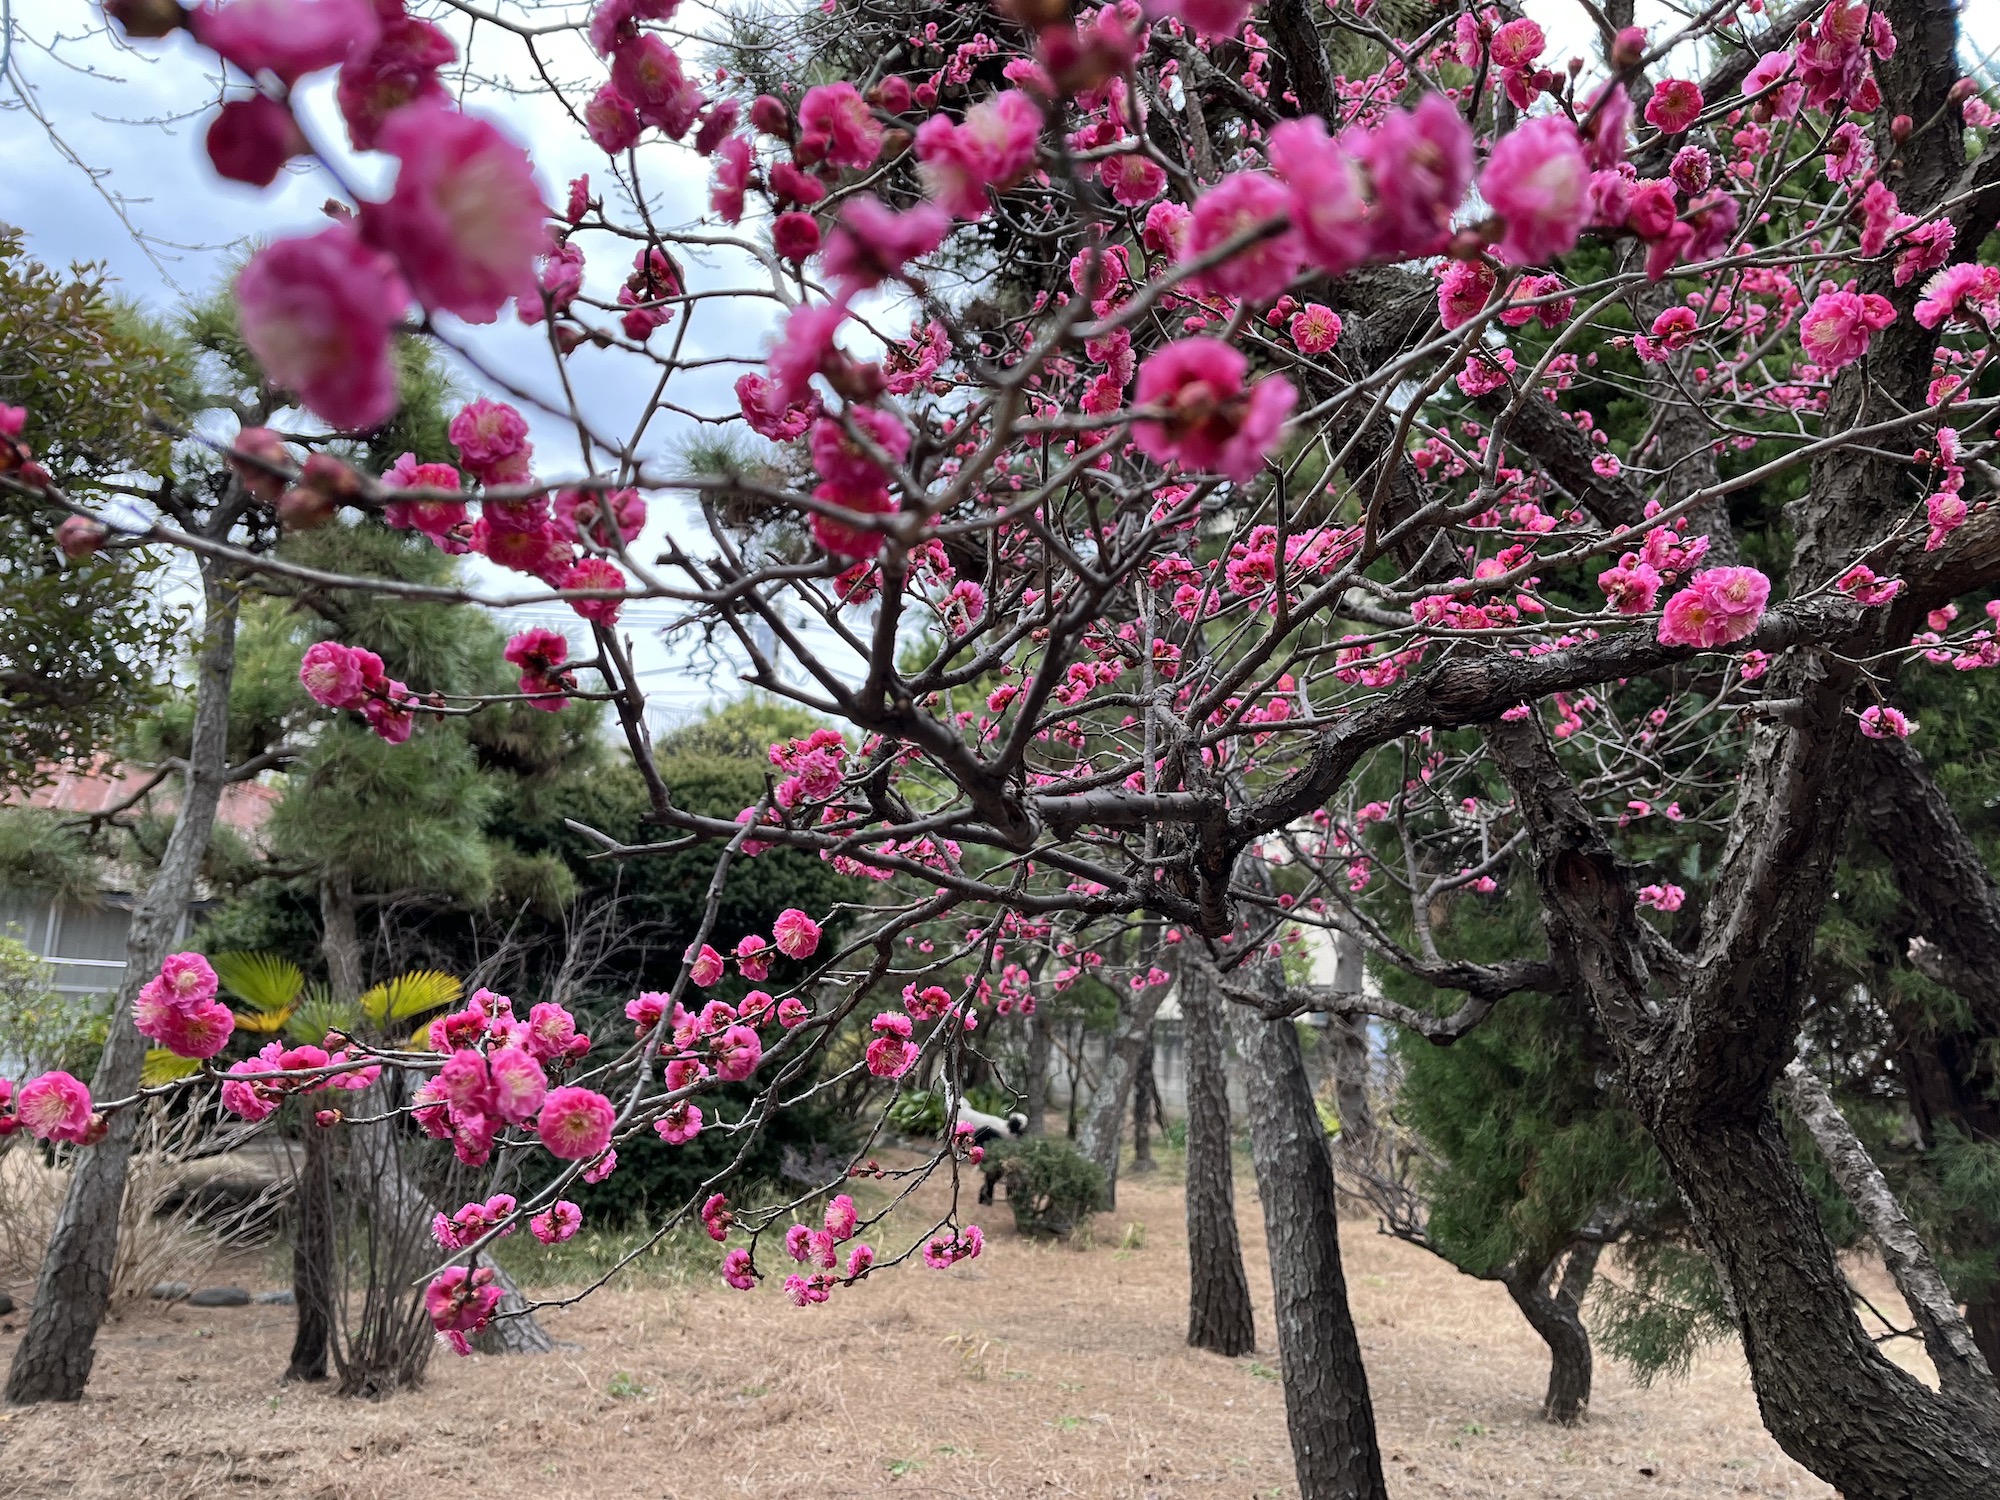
3 0 1995 721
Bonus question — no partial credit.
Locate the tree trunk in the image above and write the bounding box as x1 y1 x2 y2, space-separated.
1781 1061 1996 1401
6 557 240 1406
1324 932 1376 1179
1491 710 2000 1495
1130 1035 1158 1175
471 1267 557 1356
1236 978 1388 1500
287 871 361 1383
1502 1245 1599 1427
1076 975 1170 1211
1183 967 1255 1356
1025 1002 1053 1136
285 1104 335 1382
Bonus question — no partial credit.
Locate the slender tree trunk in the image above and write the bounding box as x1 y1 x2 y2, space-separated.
286 1104 335 1382
1183 967 1255 1357
6 558 240 1406
1236 975 1388 1500
1130 1035 1158 1175
1781 1062 1996 1399
1502 1245 1599 1426
1077 963 1171 1210
1065 1020 1084 1138
1323 932 1375 1181
286 872 363 1382
1025 1003 1053 1136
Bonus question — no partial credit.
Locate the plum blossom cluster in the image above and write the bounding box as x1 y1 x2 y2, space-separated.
298 641 421 743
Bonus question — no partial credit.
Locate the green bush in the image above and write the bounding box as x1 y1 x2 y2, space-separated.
1001 1137 1105 1240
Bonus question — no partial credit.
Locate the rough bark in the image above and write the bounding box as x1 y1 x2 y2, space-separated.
285 1106 335 1383
1130 1036 1159 1174
1235 973 1388 1500
1324 933 1376 1178
5 557 240 1406
1075 965 1170 1211
1856 734 2000 1371
1501 1246 1599 1427
1183 967 1256 1357
1024 1001 1054 1136
287 872 360 1384
1781 1061 1998 1405
1489 712 2000 1497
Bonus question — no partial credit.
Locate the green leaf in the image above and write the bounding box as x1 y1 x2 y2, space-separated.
212 950 305 1020
285 985 361 1046
359 969 462 1025
142 1049 201 1086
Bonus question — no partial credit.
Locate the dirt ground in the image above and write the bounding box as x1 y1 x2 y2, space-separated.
0 1160 1879 1500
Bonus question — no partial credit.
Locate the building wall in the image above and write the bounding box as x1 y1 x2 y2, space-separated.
0 892 132 996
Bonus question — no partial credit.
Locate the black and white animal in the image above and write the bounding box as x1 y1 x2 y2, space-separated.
953 1101 1027 1204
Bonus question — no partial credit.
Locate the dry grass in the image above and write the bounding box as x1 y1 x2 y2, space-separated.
0 1104 284 1309
0 1155 1876 1499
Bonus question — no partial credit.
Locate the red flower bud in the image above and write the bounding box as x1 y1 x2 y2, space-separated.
104 0 189 39
276 486 337 531
56 515 110 559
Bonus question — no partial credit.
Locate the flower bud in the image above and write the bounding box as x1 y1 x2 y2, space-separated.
1890 113 1913 142
1612 25 1646 70
56 515 109 559
299 451 362 502
276 486 337 531
227 425 292 503
998 0 1071 29
81 1112 110 1146
1950 77 1978 106
749 94 790 137
314 1108 342 1128
104 0 188 39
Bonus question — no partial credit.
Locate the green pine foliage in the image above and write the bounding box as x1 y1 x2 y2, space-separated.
0 229 192 790
1395 986 1670 1277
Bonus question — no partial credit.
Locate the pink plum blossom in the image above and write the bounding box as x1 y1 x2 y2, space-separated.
1352 93 1473 261
205 96 308 187
1265 116 1370 277
336 13 456 150
798 82 884 171
236 226 407 430
915 90 1043 221
1644 79 1705 134
1133 338 1296 484
1146 0 1251 41
364 103 549 325
1799 290 1896 371
486 1045 548 1125
711 1024 763 1082
773 908 822 959
687 944 726 987
1184 172 1303 303
530 1201 583 1244
190 0 378 85
1657 566 1771 648
16 1071 93 1144
1637 883 1686 912
611 35 704 138
865 1012 918 1078
1480 116 1590 267
537 1086 616 1159
822 198 950 291
654 1101 703 1144
1859 705 1917 739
